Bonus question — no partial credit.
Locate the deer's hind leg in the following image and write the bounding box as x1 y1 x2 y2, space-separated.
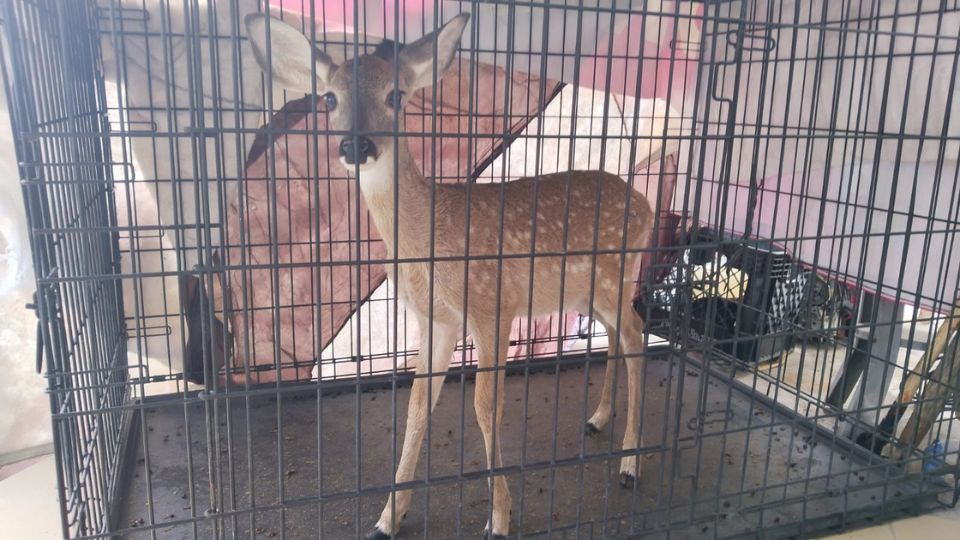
590 282 647 488
585 272 633 434
370 315 458 539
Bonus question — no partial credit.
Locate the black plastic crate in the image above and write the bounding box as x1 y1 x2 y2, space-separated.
637 228 810 364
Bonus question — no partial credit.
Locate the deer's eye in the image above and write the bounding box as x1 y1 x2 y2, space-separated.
386 90 405 110
322 92 337 111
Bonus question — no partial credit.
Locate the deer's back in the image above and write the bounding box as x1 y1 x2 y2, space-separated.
414 171 654 317
432 170 653 257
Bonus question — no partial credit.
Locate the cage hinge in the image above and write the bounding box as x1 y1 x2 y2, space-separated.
26 287 63 375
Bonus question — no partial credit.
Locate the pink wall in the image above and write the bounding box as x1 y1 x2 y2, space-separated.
269 1 701 101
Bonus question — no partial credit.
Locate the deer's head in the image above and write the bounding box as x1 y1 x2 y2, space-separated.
246 12 469 172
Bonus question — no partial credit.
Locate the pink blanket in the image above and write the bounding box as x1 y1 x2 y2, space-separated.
214 62 582 385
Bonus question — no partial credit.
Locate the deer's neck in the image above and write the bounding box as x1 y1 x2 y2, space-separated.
356 146 433 257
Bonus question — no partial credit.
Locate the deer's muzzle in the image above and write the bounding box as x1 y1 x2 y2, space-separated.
339 136 377 165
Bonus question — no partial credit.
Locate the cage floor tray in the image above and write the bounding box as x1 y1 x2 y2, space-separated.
118 354 948 539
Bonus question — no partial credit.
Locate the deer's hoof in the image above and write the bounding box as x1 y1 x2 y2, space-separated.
482 531 508 540
619 471 636 489
365 527 392 540
585 421 601 435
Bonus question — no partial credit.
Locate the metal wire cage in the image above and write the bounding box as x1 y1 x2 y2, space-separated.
2 0 960 538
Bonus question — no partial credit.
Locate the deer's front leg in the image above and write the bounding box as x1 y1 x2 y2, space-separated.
472 320 513 538
369 317 457 539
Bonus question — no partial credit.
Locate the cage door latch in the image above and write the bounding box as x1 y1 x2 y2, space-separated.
25 290 44 374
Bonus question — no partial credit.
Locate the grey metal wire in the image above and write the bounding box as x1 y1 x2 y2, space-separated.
2 1 960 539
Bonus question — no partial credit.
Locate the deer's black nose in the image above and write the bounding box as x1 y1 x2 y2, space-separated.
339 136 376 165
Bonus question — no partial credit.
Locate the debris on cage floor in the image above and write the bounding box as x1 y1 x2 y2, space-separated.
119 354 947 539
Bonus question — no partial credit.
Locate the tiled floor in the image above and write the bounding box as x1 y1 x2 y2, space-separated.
0 454 61 539
820 505 960 540
0 453 47 482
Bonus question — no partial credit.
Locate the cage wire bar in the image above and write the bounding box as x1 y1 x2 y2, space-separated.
2 0 960 539
1 0 129 537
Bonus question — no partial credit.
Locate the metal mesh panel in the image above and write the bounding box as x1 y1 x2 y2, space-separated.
2 1 959 538
1 1 128 537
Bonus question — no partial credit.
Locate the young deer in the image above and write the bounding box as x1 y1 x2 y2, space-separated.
246 12 654 539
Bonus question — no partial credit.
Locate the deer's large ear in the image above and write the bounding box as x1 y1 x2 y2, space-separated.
399 13 470 91
245 14 335 94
